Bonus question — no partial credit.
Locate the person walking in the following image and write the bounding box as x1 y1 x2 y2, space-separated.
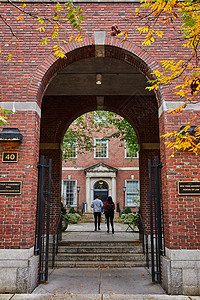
91 195 103 231
104 196 115 234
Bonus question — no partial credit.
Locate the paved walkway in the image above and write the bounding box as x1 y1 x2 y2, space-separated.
62 222 140 242
33 267 165 295
1 295 199 299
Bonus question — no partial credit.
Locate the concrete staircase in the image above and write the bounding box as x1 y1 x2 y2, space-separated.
54 240 146 268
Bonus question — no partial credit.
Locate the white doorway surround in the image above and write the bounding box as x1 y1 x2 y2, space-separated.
84 163 118 212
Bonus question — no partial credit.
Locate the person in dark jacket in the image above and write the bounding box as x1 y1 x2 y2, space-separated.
104 196 115 234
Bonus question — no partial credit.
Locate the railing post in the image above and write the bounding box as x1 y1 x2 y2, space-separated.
149 158 155 282
51 214 62 269
146 234 149 269
52 234 55 268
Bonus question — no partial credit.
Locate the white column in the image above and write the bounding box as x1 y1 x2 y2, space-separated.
86 176 91 212
111 176 116 204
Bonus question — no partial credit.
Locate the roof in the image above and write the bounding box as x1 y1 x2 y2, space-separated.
84 162 118 173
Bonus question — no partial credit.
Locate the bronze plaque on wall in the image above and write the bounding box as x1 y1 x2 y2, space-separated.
2 152 18 162
0 181 22 194
178 181 200 195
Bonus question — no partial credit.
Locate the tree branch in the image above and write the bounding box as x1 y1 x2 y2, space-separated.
0 14 18 39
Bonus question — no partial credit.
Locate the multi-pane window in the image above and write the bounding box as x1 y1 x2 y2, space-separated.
94 138 108 158
125 142 139 159
64 140 77 159
125 180 140 207
62 180 77 206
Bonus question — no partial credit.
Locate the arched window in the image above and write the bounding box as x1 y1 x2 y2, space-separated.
94 180 108 190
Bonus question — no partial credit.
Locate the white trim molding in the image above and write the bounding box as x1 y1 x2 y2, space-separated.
158 101 200 118
62 166 139 171
0 102 41 118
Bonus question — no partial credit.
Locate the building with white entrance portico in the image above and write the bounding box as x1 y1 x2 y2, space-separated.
62 135 140 213
84 163 118 210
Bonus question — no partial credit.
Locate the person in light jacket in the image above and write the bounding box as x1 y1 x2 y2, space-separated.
91 195 103 231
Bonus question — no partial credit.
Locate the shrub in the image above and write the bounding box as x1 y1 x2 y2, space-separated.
63 212 81 224
120 212 140 229
69 207 76 214
124 207 132 214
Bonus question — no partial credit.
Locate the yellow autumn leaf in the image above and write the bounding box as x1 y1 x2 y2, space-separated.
16 15 24 21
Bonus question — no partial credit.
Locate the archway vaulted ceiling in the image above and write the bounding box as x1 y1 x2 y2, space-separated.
42 57 159 144
45 57 154 96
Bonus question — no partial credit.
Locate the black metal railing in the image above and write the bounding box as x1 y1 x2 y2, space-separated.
117 202 121 217
148 156 165 283
52 214 62 268
139 214 149 269
34 156 52 283
81 202 87 216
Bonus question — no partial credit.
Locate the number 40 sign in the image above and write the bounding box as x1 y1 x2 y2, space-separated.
2 152 18 162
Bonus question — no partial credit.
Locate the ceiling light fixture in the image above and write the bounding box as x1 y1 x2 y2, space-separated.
96 74 102 85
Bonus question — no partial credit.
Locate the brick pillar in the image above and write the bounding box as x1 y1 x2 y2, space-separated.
159 110 200 295
0 111 40 293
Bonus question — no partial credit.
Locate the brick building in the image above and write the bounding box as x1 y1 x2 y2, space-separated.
0 0 199 295
62 121 140 212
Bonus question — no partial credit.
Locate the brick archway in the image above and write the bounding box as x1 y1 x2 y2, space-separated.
27 38 162 108
37 41 161 236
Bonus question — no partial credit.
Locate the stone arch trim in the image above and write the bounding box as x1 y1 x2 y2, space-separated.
27 36 162 108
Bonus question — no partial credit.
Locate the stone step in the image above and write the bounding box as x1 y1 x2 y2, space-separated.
54 260 146 268
59 240 142 247
57 245 143 254
54 239 147 269
56 253 145 262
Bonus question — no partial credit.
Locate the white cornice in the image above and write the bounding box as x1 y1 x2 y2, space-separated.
62 166 139 171
0 102 41 118
159 101 200 118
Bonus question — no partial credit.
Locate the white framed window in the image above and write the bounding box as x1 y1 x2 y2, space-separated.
125 141 139 159
62 180 77 206
64 140 77 159
125 179 140 207
94 138 108 158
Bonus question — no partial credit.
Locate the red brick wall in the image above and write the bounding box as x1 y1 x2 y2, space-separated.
0 1 199 251
0 112 40 249
160 112 200 249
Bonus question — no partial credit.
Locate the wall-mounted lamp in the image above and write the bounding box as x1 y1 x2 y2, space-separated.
0 128 23 149
96 74 102 85
77 186 80 213
179 125 197 137
123 186 126 210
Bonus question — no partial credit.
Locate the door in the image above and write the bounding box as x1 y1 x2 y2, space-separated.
93 180 109 207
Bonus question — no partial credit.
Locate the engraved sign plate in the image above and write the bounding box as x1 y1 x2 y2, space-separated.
178 181 200 195
0 181 22 194
2 152 18 163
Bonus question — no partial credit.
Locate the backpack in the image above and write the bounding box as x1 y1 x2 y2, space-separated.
106 202 114 213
